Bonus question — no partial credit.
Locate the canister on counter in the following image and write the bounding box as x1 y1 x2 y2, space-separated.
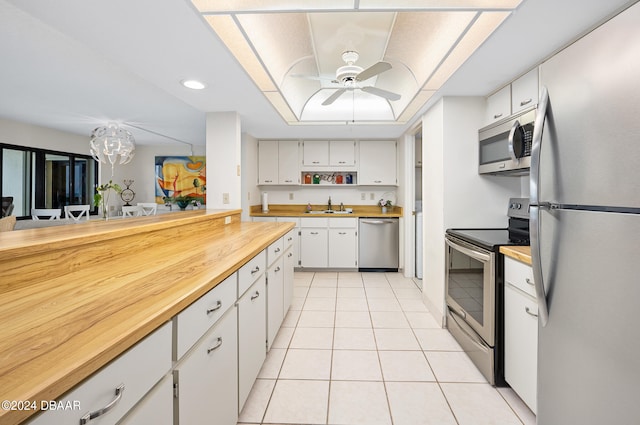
313 173 320 184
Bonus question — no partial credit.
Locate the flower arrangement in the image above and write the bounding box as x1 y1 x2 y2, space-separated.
378 198 392 208
93 180 122 219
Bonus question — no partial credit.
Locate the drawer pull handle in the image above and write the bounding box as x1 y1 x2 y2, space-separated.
525 278 535 286
275 266 281 272
288 253 293 258
520 98 532 106
287 237 293 241
79 384 125 424
274 247 281 253
525 306 538 318
494 113 503 119
338 232 347 235
251 291 260 301
206 301 222 315
310 232 319 235
374 180 382 183
207 337 223 354
250 266 260 275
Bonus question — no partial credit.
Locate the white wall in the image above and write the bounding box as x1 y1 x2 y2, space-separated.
241 133 260 221
421 97 521 324
206 112 241 210
0 118 88 154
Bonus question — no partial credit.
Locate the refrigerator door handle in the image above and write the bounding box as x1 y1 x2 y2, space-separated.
530 86 551 327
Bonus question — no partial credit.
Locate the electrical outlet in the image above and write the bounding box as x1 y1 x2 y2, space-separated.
361 193 366 200
222 193 230 204
289 192 294 200
224 216 231 224
370 193 375 200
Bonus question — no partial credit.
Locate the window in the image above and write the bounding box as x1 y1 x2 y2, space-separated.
0 144 98 219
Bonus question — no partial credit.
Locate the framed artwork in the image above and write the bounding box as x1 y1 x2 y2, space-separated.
155 156 206 204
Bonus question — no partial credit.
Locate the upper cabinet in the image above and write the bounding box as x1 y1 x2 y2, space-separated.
302 140 356 168
511 68 539 114
302 140 329 166
359 140 397 185
258 140 299 185
484 67 540 125
485 85 511 125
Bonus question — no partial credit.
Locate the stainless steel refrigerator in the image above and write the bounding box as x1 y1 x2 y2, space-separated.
530 3 640 424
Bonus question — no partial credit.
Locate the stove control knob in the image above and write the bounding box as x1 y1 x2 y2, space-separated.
510 202 522 209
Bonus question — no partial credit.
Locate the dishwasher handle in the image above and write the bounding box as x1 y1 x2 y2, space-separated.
360 219 396 225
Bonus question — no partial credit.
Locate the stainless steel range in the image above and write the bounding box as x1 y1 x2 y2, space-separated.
444 197 529 386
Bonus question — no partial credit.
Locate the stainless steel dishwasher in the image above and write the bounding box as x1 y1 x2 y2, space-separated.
358 218 399 272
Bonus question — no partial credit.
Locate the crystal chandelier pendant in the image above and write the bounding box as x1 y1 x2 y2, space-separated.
89 123 136 176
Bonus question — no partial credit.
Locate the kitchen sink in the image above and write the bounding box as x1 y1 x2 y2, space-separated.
305 210 352 214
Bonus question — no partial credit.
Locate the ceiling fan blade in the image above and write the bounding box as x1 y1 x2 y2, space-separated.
356 61 392 82
361 86 401 101
322 88 347 106
290 74 335 82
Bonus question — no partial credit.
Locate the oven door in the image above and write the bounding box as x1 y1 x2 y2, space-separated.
445 236 495 346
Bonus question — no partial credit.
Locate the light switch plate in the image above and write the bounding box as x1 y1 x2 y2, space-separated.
222 193 230 204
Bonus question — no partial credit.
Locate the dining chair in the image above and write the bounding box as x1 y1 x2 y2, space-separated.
122 205 142 217
31 208 62 220
64 205 91 222
137 202 158 216
2 196 14 217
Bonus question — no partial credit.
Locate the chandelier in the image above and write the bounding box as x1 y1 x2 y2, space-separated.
89 123 135 176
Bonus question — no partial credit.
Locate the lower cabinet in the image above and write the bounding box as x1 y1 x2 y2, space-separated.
174 308 238 425
328 227 357 268
504 256 538 413
27 322 172 425
299 217 358 269
283 247 295 314
238 275 267 411
267 256 284 351
300 227 328 267
119 375 173 425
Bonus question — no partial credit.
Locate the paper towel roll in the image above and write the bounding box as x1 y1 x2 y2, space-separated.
262 192 269 213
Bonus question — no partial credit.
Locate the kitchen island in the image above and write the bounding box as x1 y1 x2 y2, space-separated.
0 210 294 425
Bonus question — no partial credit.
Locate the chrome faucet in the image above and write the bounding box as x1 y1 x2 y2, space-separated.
328 196 332 211
340 202 345 212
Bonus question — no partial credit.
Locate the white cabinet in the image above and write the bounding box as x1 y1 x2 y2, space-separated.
277 218 300 267
485 85 511 124
27 322 172 425
359 140 397 185
258 140 278 185
511 68 539 114
267 256 284 351
237 275 267 411
329 140 356 166
300 227 328 268
174 310 238 425
302 140 329 166
238 250 266 296
328 218 358 268
118 375 173 425
283 241 295 314
278 141 300 184
258 140 299 185
503 256 538 413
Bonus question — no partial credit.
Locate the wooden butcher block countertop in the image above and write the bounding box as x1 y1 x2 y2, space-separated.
0 210 294 425
500 245 532 265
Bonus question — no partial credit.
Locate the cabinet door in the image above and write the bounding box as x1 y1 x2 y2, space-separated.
299 228 328 268
283 248 295 314
237 276 267 411
504 284 538 413
328 228 357 268
511 68 538 114
485 85 511 124
267 257 284 351
278 141 299 184
175 309 238 425
258 140 279 185
329 140 356 166
359 140 397 185
118 375 173 425
302 140 329 166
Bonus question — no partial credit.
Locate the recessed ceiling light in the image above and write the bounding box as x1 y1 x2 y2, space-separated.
181 79 207 90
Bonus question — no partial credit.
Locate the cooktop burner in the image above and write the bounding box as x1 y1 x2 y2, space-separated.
445 228 520 251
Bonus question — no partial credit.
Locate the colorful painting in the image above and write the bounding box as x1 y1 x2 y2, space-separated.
155 156 206 204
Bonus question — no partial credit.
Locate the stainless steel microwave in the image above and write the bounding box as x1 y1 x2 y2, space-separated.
478 107 536 176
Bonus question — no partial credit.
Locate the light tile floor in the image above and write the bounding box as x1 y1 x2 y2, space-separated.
238 272 536 425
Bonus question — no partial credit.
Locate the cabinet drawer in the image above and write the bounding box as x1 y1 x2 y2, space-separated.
267 237 284 266
301 217 329 227
329 217 357 228
118 374 173 425
238 250 266 296
283 228 296 250
27 322 172 425
174 273 237 360
504 256 536 297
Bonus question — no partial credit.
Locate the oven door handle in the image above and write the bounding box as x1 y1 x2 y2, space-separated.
448 307 488 349
445 238 491 263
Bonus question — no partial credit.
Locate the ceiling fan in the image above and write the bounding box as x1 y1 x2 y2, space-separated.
294 51 401 106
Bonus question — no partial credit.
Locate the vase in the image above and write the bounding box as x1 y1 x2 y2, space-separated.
381 206 388 214
176 200 190 211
